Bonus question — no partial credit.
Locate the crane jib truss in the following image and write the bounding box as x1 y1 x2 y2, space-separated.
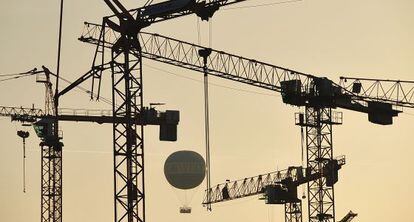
203 155 345 222
79 23 414 111
203 155 346 204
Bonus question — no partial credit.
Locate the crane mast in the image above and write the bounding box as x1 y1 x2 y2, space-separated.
32 67 62 222
297 107 339 221
9 67 63 222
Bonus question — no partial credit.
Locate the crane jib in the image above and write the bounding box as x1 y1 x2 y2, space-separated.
141 0 195 18
78 24 412 125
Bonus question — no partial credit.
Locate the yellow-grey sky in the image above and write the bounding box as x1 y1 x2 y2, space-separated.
0 0 413 222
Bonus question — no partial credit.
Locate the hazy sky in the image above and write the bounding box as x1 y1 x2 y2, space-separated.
0 0 413 222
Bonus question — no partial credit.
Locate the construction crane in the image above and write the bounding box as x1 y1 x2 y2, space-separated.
78 27 414 222
0 105 179 221
0 65 179 222
203 156 346 222
66 0 263 221
5 1 410 221
1 1 266 221
29 0 254 218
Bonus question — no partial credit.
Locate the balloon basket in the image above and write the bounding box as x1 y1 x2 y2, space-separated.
179 206 191 214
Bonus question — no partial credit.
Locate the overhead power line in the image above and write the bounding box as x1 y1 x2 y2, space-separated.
145 64 279 97
0 72 36 83
0 68 37 77
57 75 113 106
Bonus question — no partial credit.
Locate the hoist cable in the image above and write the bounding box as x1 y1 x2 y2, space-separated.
209 20 212 48
204 17 214 211
55 0 64 103
300 112 306 199
0 68 37 77
23 137 26 193
144 64 278 97
301 125 305 167
57 75 113 106
203 70 212 211
197 18 201 45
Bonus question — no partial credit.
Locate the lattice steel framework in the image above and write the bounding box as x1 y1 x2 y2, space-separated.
79 23 316 94
0 106 44 119
285 202 302 222
204 167 298 204
110 34 145 222
80 25 414 111
78 18 414 222
339 77 414 108
40 143 62 222
304 107 340 222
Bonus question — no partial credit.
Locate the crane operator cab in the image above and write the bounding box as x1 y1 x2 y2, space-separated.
33 119 54 139
33 118 63 150
280 79 305 107
281 77 347 108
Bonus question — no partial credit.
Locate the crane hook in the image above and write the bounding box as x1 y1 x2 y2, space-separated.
17 130 29 193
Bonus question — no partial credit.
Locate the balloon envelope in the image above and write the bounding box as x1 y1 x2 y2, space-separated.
164 150 206 190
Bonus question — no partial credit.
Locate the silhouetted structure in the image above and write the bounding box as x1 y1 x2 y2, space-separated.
80 26 414 222
204 156 345 222
3 0 414 221
73 0 250 221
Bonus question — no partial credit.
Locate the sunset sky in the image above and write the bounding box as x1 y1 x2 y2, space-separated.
0 0 413 221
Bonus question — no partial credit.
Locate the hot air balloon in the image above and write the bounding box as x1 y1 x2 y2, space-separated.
164 150 206 214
